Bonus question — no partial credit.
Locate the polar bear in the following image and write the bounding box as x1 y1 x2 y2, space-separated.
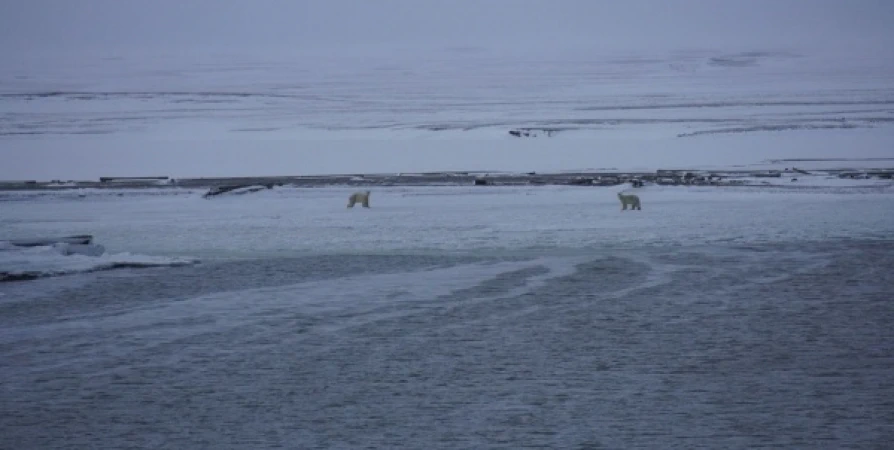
617 192 641 210
347 190 371 208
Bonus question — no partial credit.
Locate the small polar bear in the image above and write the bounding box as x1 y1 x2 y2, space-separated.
617 192 641 211
347 190 371 208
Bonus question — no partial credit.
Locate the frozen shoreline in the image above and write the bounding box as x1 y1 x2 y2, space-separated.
2 164 892 192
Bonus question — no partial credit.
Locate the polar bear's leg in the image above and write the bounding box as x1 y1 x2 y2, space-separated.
347 193 357 208
361 190 370 208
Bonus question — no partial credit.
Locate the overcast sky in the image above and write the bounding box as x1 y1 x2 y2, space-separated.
2 0 893 58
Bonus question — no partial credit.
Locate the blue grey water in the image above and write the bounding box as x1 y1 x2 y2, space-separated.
1 239 892 449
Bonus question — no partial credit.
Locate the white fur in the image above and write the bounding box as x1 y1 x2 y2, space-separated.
347 191 371 208
617 192 641 210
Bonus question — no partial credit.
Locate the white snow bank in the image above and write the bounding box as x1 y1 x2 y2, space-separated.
202 184 278 198
733 173 892 188
0 241 198 282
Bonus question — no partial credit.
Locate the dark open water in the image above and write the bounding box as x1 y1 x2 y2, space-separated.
2 240 892 449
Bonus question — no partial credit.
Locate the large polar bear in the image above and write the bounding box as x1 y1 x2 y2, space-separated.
617 192 641 211
347 190 371 208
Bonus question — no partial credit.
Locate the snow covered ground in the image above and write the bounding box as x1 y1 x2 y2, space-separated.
3 179 893 448
4 181 893 448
